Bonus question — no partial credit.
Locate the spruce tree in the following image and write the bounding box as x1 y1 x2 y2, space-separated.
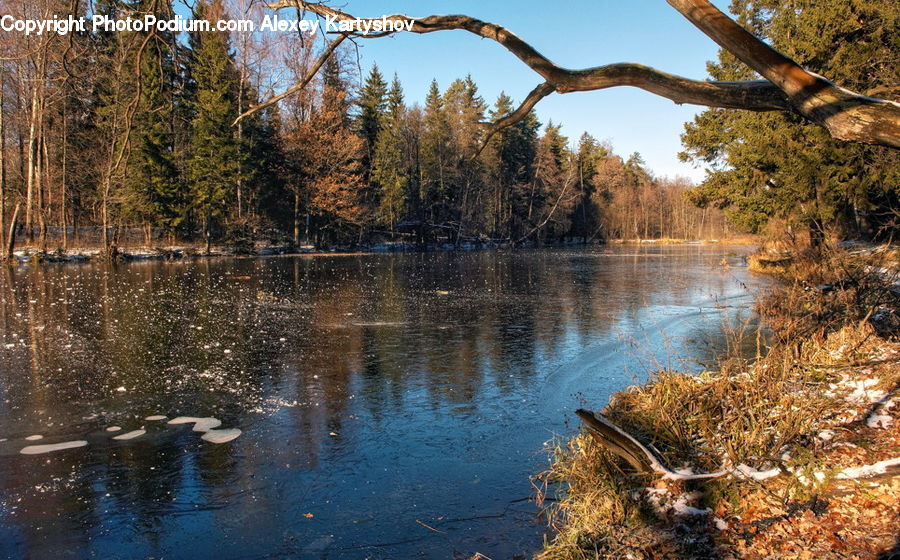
186 0 243 253
680 0 899 242
421 79 452 228
126 0 181 240
371 74 407 237
356 63 388 177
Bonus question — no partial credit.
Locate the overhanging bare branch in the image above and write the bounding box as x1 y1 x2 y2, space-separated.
233 32 347 125
259 0 898 149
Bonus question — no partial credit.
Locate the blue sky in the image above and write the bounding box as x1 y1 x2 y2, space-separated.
314 0 734 182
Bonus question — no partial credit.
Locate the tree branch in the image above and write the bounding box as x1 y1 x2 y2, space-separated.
475 82 555 157
233 32 347 125
261 0 898 149
666 0 900 147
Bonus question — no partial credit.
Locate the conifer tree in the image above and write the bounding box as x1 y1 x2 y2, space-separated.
680 0 899 243
371 74 407 237
126 0 181 241
356 63 388 177
186 0 243 253
420 79 452 227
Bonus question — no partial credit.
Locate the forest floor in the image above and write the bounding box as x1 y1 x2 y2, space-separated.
534 244 900 560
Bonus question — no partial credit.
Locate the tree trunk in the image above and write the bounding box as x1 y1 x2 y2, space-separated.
6 203 20 260
293 191 300 247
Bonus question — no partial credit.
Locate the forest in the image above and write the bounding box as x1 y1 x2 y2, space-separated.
0 0 896 256
0 0 739 255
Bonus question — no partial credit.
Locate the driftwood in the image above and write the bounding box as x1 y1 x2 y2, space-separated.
576 409 900 486
575 409 726 480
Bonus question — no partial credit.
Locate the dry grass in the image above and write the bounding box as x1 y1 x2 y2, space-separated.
535 245 900 560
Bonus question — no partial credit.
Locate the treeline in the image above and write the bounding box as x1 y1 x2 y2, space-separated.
0 0 730 253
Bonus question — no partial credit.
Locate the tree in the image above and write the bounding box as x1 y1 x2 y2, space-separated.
681 0 899 243
356 63 388 177
125 0 182 242
187 0 244 253
371 74 407 237
420 79 452 228
485 92 539 239
265 0 899 149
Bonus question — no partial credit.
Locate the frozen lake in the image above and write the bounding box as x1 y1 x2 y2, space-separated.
0 245 768 559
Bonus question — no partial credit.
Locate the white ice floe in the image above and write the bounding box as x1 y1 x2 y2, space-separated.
167 416 222 432
20 440 88 454
115 386 127 392
106 426 122 432
835 457 900 479
112 429 145 440
200 428 242 444
24 435 43 441
144 415 167 421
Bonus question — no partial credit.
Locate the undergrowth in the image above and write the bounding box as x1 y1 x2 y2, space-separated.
534 245 899 560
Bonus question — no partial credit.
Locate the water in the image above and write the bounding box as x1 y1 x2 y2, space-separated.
0 245 768 559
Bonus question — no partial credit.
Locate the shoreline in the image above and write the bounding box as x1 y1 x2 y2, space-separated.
2 238 760 265
535 246 899 560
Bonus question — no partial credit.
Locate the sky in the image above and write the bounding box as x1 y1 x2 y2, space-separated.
305 0 734 182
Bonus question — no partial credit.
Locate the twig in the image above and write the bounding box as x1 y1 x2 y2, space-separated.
415 519 446 534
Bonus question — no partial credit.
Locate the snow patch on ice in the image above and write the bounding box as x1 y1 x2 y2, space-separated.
106 426 122 432
167 416 222 432
24 435 43 441
20 440 88 454
144 415 167 421
112 429 145 440
201 428 242 444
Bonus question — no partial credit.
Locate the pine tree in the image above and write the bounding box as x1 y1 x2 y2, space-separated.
186 0 243 253
371 74 407 237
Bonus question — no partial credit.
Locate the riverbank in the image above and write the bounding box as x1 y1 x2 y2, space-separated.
535 245 899 560
3 237 760 264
